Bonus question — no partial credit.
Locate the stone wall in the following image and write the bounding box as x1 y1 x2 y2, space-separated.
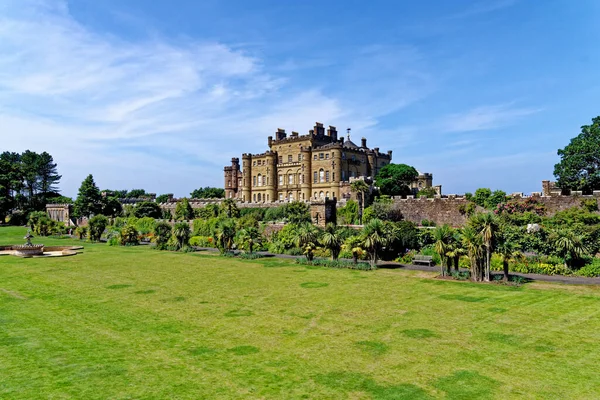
390 196 477 227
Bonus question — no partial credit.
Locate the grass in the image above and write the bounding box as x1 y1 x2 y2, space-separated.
1 226 600 398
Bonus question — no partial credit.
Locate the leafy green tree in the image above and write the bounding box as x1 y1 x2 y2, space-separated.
350 179 370 224
461 226 485 281
337 200 359 225
175 198 194 221
47 196 73 204
284 201 310 224
320 223 343 260
153 221 172 250
361 218 396 267
214 218 236 253
294 223 320 261
469 212 500 281
88 214 108 242
101 197 123 218
433 225 454 276
236 227 262 253
133 201 161 219
0 152 23 221
550 229 589 269
374 163 418 197
472 188 492 208
155 194 170 203
120 225 139 245
220 198 240 219
173 222 191 250
73 174 103 218
554 116 600 193
486 190 507 209
190 187 225 199
126 189 146 198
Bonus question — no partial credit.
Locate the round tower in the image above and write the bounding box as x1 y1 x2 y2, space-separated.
265 151 277 202
300 146 312 201
241 153 252 202
331 145 343 199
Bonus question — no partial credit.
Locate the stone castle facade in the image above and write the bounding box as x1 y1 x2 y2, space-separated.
224 122 436 203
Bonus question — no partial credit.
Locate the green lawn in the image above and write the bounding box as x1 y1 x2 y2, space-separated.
1 226 600 399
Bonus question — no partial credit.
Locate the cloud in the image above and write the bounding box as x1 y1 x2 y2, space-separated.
438 104 541 133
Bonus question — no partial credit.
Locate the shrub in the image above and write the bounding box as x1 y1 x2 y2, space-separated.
295 257 374 271
264 206 286 222
75 226 88 240
238 252 265 260
189 236 214 247
153 221 172 250
120 225 139 245
576 259 600 277
133 201 162 219
581 198 599 212
173 222 191 250
135 217 156 234
451 271 470 280
88 215 109 242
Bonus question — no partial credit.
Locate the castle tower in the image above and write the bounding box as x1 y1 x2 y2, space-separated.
331 146 343 199
300 145 312 201
241 153 252 202
265 151 277 202
223 157 240 199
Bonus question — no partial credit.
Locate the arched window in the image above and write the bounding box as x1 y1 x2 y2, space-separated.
319 191 325 199
279 175 283 185
257 174 262 186
319 169 325 183
313 171 317 183
279 193 283 201
253 194 256 202
266 194 269 201
288 174 294 184
314 192 317 199
258 193 261 202
253 176 257 186
289 192 294 201
326 191 329 199
325 171 330 182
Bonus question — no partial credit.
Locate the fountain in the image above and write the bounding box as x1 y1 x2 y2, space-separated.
12 230 45 257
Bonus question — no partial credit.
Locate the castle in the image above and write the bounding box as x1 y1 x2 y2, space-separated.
224 122 436 203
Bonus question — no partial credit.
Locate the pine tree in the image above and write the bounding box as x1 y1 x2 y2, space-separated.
74 174 103 218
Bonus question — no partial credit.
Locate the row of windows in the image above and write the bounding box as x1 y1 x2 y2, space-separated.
250 169 362 187
252 192 309 202
251 152 381 166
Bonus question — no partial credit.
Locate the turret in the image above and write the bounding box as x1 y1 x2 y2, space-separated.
241 153 252 202
265 152 277 202
300 146 312 201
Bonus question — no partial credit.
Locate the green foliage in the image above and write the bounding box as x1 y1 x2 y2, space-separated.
120 225 139 246
155 194 170 203
133 201 162 219
189 236 215 248
190 187 225 199
581 198 599 212
88 214 108 242
220 199 240 218
420 219 436 227
172 222 191 250
337 200 359 225
283 201 310 224
194 204 220 219
175 198 194 221
367 198 403 222
575 259 600 277
472 188 492 208
193 217 220 236
153 221 172 250
101 196 123 218
75 226 87 240
417 187 437 198
236 227 262 253
495 197 546 217
320 223 343 260
471 188 506 209
46 196 73 204
73 174 103 218
264 206 286 222
554 116 600 193
458 202 476 217
126 189 146 198
295 258 374 270
374 163 418 197
213 218 236 253
135 217 156 235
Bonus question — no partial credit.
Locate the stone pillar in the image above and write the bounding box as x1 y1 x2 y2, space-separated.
242 153 252 202
331 147 342 199
265 152 277 202
300 146 312 201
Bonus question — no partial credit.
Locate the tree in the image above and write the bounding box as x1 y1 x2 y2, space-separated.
190 187 225 199
472 188 492 208
320 223 343 260
155 194 170 203
153 221 172 250
361 219 396 267
173 222 191 250
550 229 589 269
175 198 194 221
88 214 108 242
133 201 162 219
469 212 500 281
417 187 437 198
120 225 139 245
73 174 103 218
374 163 418 197
433 225 454 276
220 198 239 219
554 116 600 194
36 151 61 201
350 180 370 224
294 223 320 261
284 201 310 224
237 227 262 253
461 226 485 281
495 231 522 282
101 197 123 218
214 219 236 253
47 196 73 204
0 152 23 221
126 189 146 198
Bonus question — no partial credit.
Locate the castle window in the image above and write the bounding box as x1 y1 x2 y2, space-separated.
288 155 292 162
319 153 324 159
313 171 317 183
289 192 294 201
325 171 330 182
253 176 257 186
319 191 324 199
258 193 261 202
289 174 294 184
279 175 283 185
278 156 283 164
279 193 283 201
266 194 269 201
253 161 256 166
298 154 302 161
352 155 356 161
342 153 346 160
302 193 305 200
325 154 329 159
314 192 317 199
253 194 256 202
228 180 231 187
314 155 317 160
332 172 335 181
257 174 262 186
326 191 329 199
319 169 325 183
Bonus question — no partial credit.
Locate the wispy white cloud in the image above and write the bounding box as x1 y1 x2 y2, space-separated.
438 103 541 133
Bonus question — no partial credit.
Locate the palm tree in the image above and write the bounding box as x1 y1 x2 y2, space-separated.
295 223 320 261
237 227 262 254
433 225 454 276
344 235 365 264
350 179 370 224
320 223 343 260
461 226 485 281
469 213 500 282
220 199 239 218
446 230 466 274
495 234 522 282
550 229 589 269
173 222 191 250
361 219 395 267
214 219 236 253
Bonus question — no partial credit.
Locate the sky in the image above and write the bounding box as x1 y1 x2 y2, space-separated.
1 0 599 197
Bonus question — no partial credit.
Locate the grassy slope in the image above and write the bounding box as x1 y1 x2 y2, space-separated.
1 226 600 399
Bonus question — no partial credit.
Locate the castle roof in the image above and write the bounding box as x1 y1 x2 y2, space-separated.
343 139 359 149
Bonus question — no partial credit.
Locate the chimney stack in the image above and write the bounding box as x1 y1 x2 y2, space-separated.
361 137 367 148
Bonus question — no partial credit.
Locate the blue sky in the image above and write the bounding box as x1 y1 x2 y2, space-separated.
1 0 599 197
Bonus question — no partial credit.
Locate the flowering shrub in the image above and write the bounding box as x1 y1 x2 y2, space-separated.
495 198 546 216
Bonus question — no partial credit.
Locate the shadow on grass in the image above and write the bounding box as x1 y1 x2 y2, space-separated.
433 370 500 399
401 329 439 339
355 340 389 356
